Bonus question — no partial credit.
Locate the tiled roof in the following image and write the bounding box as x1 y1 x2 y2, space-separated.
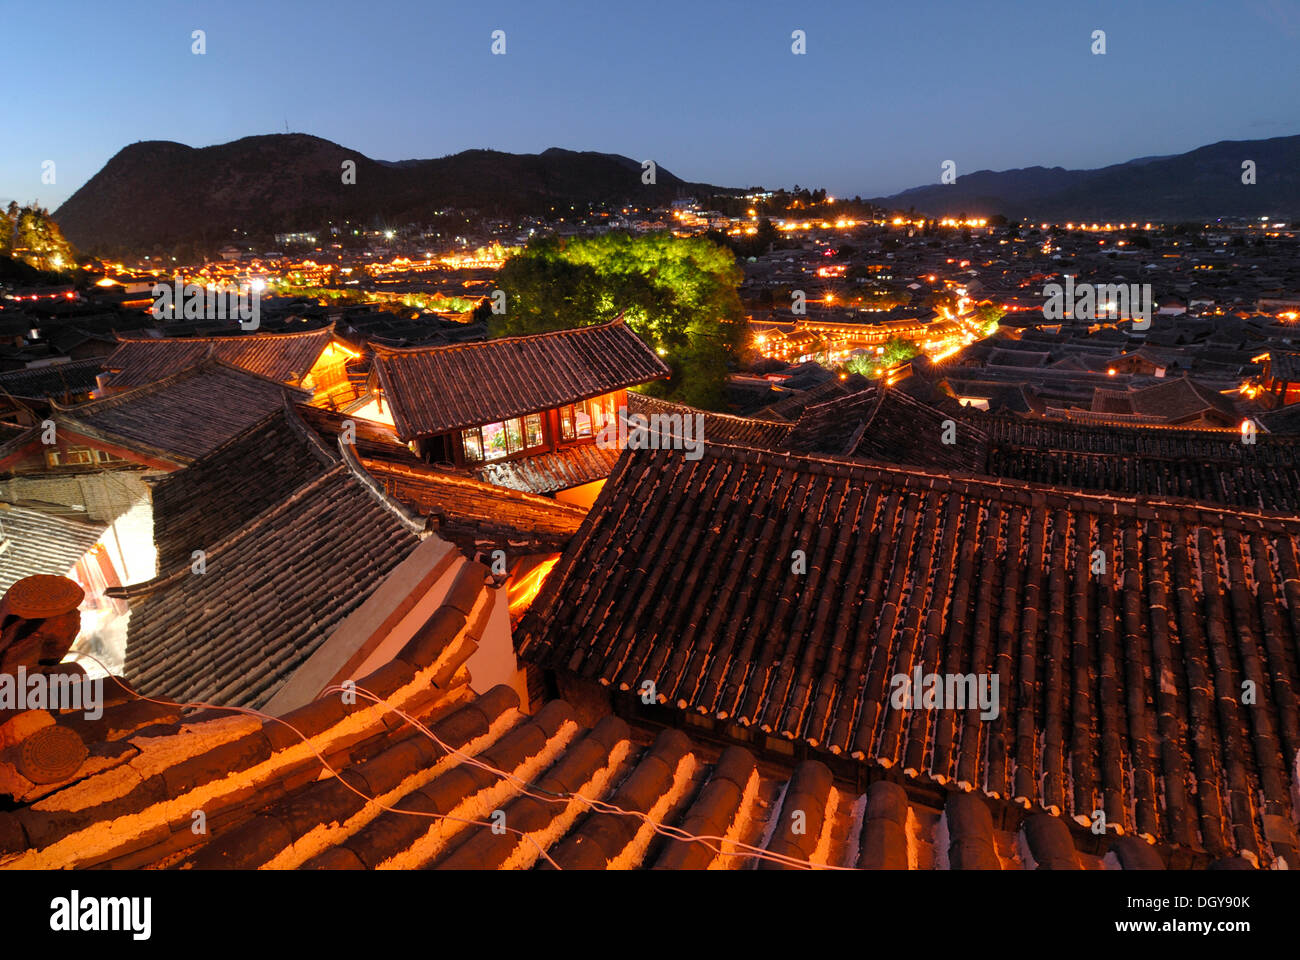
1258 402 1300 435
1127 377 1239 422
294 404 423 467
474 443 620 495
114 454 425 710
518 442 1300 866
783 388 989 473
2 571 1183 871
364 459 587 552
1267 351 1300 382
627 393 793 450
54 360 309 463
757 377 867 422
987 348 1050 367
0 359 103 401
147 403 337 572
104 325 335 388
0 505 104 594
372 319 670 440
0 567 1267 871
981 416 1300 512
1090 387 1135 415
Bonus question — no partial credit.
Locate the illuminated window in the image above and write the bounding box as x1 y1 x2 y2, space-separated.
461 428 483 462
481 421 508 459
46 447 95 467
574 405 593 438
524 413 544 447
557 396 619 441
504 418 524 455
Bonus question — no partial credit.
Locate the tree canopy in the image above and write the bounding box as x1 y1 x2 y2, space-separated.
0 203 75 273
492 232 744 409
842 337 919 379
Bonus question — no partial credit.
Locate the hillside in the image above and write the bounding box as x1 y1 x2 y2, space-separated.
872 135 1300 221
53 135 739 255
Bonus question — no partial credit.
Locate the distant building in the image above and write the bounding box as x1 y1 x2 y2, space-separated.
1261 351 1300 405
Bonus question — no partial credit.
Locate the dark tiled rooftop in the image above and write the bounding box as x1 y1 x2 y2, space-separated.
0 359 103 401
55 360 308 463
115 457 424 710
372 319 670 440
147 403 337 572
518 441 1300 867
104 326 335 388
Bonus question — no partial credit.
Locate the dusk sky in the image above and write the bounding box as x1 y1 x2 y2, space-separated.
6 0 1300 210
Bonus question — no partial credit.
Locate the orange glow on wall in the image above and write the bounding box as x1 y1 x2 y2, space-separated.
508 556 559 618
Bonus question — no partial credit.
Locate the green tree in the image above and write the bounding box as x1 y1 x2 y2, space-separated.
494 232 744 409
0 204 75 273
880 336 920 366
974 302 1005 329
842 352 880 378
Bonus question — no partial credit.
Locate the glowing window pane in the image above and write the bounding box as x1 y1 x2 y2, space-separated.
461 428 483 462
524 413 544 447
481 421 509 460
505 418 524 455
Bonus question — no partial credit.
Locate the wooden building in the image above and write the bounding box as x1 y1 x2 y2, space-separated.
1261 350 1300 405
101 324 363 409
518 437 1300 868
371 318 669 500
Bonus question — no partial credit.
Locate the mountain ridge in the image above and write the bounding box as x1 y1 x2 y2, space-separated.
871 135 1300 221
53 134 738 255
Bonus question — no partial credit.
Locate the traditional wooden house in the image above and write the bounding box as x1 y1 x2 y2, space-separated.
0 359 102 424
1260 351 1300 405
1066 376 1240 429
0 359 314 676
518 438 1300 869
90 398 526 713
369 318 669 504
101 324 364 409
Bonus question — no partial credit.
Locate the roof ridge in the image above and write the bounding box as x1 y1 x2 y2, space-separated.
112 322 335 345
281 396 343 468
361 457 590 516
630 440 1300 528
369 315 629 356
629 392 787 426
108 463 355 599
338 438 429 536
53 355 308 416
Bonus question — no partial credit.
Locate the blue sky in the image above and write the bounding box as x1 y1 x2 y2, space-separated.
4 0 1299 210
